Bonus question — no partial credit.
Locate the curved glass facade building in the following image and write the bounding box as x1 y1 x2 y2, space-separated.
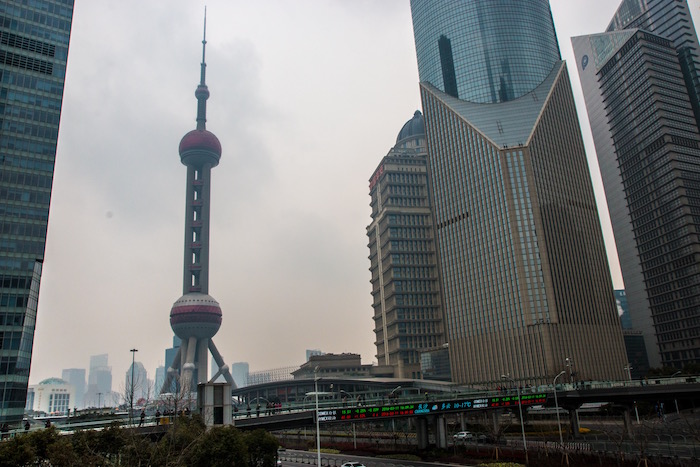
410 0 628 386
411 0 561 103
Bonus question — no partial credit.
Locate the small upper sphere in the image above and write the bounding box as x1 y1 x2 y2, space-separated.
179 129 222 166
195 84 210 100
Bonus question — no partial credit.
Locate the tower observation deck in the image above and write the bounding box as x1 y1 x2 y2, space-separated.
162 13 234 394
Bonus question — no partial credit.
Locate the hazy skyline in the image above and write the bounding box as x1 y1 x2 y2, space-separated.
28 1 700 386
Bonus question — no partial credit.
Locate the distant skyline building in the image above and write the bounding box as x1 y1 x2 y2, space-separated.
614 290 632 330
163 336 183 392
573 0 700 368
61 368 85 409
305 349 324 361
125 361 148 403
161 17 234 393
410 0 628 385
231 362 249 388
0 0 75 427
85 353 111 408
247 366 296 386
367 110 447 379
154 366 165 395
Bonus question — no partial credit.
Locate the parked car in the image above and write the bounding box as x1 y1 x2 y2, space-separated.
453 431 473 440
341 462 366 467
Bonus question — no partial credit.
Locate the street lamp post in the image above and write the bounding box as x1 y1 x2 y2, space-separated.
130 348 138 426
553 370 566 446
502 374 528 465
553 370 568 466
624 363 640 424
314 366 321 467
388 386 402 432
388 385 402 401
565 357 574 384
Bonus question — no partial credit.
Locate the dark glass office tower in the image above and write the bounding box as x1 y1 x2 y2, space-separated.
0 0 74 426
411 0 628 386
368 111 447 380
573 0 700 369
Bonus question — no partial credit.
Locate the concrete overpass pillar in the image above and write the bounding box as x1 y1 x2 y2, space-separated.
436 415 447 449
568 409 580 439
416 417 429 449
622 407 634 438
459 412 466 431
491 410 500 433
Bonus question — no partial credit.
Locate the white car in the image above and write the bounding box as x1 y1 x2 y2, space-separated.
341 462 366 467
453 431 473 440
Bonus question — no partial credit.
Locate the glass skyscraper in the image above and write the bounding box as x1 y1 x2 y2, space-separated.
0 0 74 426
573 0 700 369
411 0 628 386
411 1 561 104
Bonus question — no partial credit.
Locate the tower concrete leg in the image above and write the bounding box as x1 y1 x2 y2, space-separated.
179 338 189 370
197 338 208 383
416 417 429 449
209 340 235 386
181 336 198 392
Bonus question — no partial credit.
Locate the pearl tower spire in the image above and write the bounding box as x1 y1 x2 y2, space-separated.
162 10 234 394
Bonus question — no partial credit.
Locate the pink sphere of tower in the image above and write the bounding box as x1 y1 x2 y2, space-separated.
179 129 221 167
169 293 222 339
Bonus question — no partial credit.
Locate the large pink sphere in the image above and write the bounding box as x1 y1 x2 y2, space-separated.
170 293 222 339
179 129 221 167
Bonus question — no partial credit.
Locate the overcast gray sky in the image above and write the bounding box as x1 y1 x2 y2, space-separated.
28 1 700 387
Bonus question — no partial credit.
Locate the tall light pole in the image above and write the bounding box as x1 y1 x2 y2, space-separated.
553 370 566 446
553 370 569 466
314 366 321 467
624 363 633 383
502 374 528 466
130 348 138 426
565 357 574 384
389 385 402 400
624 363 640 424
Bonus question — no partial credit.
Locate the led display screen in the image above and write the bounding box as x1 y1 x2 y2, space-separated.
317 393 547 422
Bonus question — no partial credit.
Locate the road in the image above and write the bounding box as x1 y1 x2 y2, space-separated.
278 449 477 467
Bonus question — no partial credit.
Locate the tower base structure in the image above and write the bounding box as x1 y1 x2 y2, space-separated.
161 336 235 395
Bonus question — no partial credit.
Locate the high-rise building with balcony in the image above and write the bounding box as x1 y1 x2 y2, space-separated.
367 110 447 379
0 0 74 426
573 0 700 368
410 0 628 386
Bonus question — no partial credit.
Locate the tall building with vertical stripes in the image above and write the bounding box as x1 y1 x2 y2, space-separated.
0 0 74 427
573 0 700 369
410 0 627 386
367 111 447 380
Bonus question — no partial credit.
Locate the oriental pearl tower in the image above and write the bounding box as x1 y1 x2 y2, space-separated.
161 14 234 394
